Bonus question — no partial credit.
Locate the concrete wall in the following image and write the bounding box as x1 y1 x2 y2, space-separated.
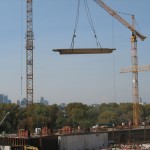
58 133 108 150
0 146 11 150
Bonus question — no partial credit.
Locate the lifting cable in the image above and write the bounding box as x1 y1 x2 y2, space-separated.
115 10 142 33
84 0 102 48
111 17 117 105
70 0 80 49
110 10 132 106
70 0 102 49
20 0 24 101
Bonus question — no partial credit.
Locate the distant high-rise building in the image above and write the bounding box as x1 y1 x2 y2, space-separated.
59 103 67 110
39 97 49 105
20 98 27 107
0 94 4 103
0 94 11 104
17 100 20 106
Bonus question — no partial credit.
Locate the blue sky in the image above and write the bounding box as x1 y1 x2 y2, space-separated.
0 0 150 105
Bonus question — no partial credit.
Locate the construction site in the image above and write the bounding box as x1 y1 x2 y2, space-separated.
0 0 150 150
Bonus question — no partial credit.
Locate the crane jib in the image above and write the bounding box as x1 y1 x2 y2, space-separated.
93 0 146 41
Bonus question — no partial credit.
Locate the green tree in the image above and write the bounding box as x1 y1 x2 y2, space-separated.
65 102 88 127
98 103 118 124
86 106 99 126
56 110 67 128
46 104 59 128
118 103 133 123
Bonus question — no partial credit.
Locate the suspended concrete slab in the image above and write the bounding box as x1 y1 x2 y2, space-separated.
53 48 116 55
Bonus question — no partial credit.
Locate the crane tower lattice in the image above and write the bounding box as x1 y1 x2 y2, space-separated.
26 0 34 107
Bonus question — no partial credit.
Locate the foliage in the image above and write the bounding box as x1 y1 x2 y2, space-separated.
0 102 150 133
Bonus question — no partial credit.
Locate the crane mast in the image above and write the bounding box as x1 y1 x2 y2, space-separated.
130 15 139 127
26 0 34 107
93 0 146 127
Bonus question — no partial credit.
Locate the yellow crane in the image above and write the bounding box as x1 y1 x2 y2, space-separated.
93 0 147 127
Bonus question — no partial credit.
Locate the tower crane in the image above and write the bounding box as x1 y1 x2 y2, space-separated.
93 0 147 127
26 0 34 107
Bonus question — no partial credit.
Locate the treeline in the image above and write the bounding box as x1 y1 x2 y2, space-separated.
0 102 150 133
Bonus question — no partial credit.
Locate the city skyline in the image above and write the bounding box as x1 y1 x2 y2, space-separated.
0 0 150 105
0 92 148 106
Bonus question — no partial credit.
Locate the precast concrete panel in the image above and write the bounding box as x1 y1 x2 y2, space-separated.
58 133 108 150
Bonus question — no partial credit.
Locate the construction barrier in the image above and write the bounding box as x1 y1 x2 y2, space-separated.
0 137 28 146
18 129 29 138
